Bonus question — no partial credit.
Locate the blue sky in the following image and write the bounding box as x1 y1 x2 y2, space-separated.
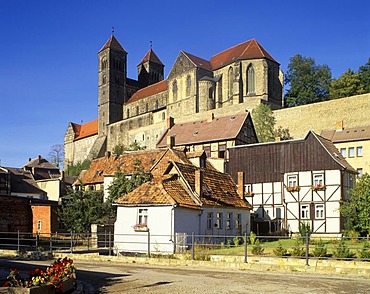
0 0 369 168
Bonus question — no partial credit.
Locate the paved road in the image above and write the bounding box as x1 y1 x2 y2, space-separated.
1 259 370 293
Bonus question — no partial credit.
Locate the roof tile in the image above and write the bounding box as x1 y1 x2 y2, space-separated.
126 80 167 104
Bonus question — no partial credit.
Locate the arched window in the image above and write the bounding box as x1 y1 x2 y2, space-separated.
209 87 213 99
186 75 191 96
162 112 165 120
102 75 106 84
136 106 139 116
145 103 149 112
247 64 255 95
101 58 107 70
228 67 233 97
155 99 159 109
127 109 130 118
173 80 178 101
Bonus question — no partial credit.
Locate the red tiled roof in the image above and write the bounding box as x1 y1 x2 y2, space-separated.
182 51 212 71
157 112 248 147
115 162 251 209
126 80 167 104
210 39 277 70
74 119 98 141
138 48 164 66
320 125 370 143
99 35 127 53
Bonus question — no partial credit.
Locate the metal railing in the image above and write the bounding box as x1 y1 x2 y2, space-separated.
1 231 369 265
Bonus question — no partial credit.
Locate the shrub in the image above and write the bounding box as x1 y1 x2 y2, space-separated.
312 239 328 257
299 222 312 241
251 239 264 255
357 241 370 259
273 241 288 256
333 239 356 259
233 236 243 246
290 238 305 257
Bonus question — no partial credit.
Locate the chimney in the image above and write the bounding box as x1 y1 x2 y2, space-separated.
207 112 214 122
60 170 65 180
237 171 245 200
38 155 42 163
166 117 174 129
336 121 344 132
29 158 31 162
195 169 203 198
167 135 175 148
105 151 111 159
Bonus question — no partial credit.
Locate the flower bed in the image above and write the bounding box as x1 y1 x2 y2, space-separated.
312 184 327 192
132 224 149 232
2 257 76 293
286 186 300 192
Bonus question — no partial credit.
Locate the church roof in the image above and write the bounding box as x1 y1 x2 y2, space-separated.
74 119 98 141
99 35 127 53
210 39 278 69
157 112 249 147
138 48 164 66
126 80 167 104
182 51 212 71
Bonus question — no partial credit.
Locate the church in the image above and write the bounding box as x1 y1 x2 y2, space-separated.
64 35 284 169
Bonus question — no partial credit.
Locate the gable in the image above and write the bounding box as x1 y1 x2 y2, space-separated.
168 51 199 79
228 131 355 184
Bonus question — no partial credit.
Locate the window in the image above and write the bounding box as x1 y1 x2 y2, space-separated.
218 144 226 158
172 80 178 101
186 75 191 96
357 146 363 157
226 213 232 230
37 220 42 231
313 174 324 186
136 106 139 116
348 147 355 158
315 204 324 219
340 148 346 157
138 209 148 225
244 184 252 193
207 212 213 229
357 168 363 178
288 175 298 187
247 64 255 95
203 146 211 158
228 67 233 97
236 214 242 230
102 75 106 84
216 212 223 229
127 109 130 118
301 205 309 219
145 103 149 112
155 99 159 109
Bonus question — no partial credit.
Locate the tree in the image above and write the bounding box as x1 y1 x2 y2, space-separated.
48 144 64 168
252 104 275 142
285 54 332 107
358 57 370 93
107 159 151 203
113 142 146 155
330 69 365 99
340 173 370 237
59 190 111 233
65 159 91 176
273 126 293 141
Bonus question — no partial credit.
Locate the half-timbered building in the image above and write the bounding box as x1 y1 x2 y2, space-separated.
227 131 357 236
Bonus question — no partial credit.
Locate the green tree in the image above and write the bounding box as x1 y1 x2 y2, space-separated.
59 190 110 233
252 104 275 142
358 58 370 93
48 144 64 168
65 159 91 176
330 69 365 99
340 173 370 237
285 54 332 107
107 159 151 203
113 142 146 156
273 126 293 140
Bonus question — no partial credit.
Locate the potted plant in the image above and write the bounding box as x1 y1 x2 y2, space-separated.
311 184 327 192
244 191 254 197
286 185 301 192
2 257 76 294
132 223 149 232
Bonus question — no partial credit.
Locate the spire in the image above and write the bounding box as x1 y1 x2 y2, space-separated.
99 35 127 54
138 48 164 66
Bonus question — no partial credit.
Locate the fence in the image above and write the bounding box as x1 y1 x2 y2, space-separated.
0 231 369 265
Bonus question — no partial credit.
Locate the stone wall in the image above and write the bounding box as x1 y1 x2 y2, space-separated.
274 93 370 139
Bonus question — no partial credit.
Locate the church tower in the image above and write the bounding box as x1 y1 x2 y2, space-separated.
137 48 164 87
98 35 127 136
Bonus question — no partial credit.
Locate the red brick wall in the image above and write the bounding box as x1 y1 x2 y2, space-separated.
0 196 32 232
32 205 58 234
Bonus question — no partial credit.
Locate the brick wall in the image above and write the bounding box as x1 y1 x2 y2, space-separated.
0 196 32 232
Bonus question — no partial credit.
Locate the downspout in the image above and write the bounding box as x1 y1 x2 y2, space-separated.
170 204 177 242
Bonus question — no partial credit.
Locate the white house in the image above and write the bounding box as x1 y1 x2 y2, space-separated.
227 131 357 237
114 161 251 254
